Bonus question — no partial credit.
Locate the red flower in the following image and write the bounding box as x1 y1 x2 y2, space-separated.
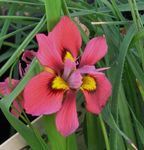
24 16 112 136
0 78 24 118
19 50 36 77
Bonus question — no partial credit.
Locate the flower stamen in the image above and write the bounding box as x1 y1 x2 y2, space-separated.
81 75 96 91
64 51 74 62
52 76 69 90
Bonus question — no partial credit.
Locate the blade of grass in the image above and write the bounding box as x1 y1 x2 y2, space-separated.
0 15 46 77
43 115 66 150
102 106 138 150
85 112 107 150
99 114 110 150
127 52 144 90
128 104 144 146
66 134 77 150
62 0 70 16
111 0 125 20
0 0 44 6
0 15 40 21
131 28 144 44
44 0 61 31
0 23 37 41
0 4 16 48
118 84 137 148
128 0 144 69
111 25 136 117
110 24 136 150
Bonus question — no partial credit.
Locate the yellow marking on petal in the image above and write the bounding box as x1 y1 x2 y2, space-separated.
52 76 69 90
44 67 55 75
64 51 74 62
81 75 96 91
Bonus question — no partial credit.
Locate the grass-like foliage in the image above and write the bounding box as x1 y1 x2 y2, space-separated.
0 0 144 150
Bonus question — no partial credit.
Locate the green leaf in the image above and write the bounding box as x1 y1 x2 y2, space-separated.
44 0 61 31
85 112 106 150
111 25 136 117
102 107 137 150
43 115 66 150
0 59 48 150
0 4 16 48
0 103 48 150
127 52 144 90
0 15 46 77
66 134 77 150
0 23 37 42
118 84 137 148
0 0 44 5
0 15 40 21
128 105 144 146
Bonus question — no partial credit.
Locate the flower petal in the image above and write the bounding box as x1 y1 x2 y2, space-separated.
24 72 64 116
50 16 82 58
62 59 76 80
56 91 79 136
0 82 10 96
36 34 63 71
22 50 36 64
11 100 20 117
19 50 36 77
0 78 24 118
95 67 110 72
19 62 25 77
80 36 108 67
68 70 82 89
11 98 24 118
79 65 110 75
82 72 112 114
79 65 96 74
0 78 19 96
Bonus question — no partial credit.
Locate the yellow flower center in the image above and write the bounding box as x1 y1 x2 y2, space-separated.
81 75 96 91
64 51 74 62
51 76 69 90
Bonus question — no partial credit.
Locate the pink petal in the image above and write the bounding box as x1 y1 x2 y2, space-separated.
68 70 82 89
22 50 36 64
62 59 76 80
5 79 24 113
19 63 31 77
11 98 24 118
56 91 79 136
36 34 63 71
19 50 36 77
96 67 110 72
0 78 19 95
24 72 64 116
80 36 108 67
19 62 25 77
0 78 24 118
50 16 82 58
11 101 20 118
0 82 10 96
78 65 96 74
5 78 19 90
79 65 110 75
82 72 112 114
